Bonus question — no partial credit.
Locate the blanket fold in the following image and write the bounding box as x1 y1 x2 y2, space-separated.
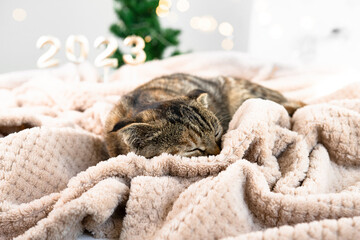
1 52 360 240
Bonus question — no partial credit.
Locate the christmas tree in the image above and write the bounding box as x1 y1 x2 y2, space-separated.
110 0 182 67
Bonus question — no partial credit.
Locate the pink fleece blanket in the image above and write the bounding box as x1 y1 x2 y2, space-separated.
1 52 360 239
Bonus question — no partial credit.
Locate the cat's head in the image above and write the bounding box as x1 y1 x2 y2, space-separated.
105 90 223 158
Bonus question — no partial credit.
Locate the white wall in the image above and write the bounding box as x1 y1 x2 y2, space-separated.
161 0 253 54
0 0 115 73
249 0 360 67
0 0 253 74
3 0 360 73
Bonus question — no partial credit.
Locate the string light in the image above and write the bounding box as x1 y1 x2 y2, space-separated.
144 35 152 42
190 17 201 29
199 17 216 32
159 0 172 8
156 5 170 17
156 0 171 17
218 22 234 36
221 38 234 50
190 16 217 32
177 0 190 12
188 13 235 51
12 8 27 22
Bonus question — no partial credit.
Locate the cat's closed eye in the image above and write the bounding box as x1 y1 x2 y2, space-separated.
110 120 134 133
187 148 206 155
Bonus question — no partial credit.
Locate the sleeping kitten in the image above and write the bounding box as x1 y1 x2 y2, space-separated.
105 73 304 158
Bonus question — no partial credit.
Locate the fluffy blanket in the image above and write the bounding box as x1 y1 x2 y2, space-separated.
1 52 360 240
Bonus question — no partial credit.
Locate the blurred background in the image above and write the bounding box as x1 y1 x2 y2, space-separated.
1 0 360 73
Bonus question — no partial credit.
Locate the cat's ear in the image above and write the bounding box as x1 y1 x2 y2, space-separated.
187 89 209 108
196 93 208 108
120 123 157 148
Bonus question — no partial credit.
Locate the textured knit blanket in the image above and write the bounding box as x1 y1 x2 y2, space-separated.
1 52 360 240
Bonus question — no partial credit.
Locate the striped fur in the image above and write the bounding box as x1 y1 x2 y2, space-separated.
105 73 304 158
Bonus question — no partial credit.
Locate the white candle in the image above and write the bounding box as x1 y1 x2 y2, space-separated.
94 36 119 82
123 35 146 65
36 36 61 68
65 35 89 64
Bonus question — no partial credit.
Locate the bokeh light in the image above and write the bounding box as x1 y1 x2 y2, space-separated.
218 22 234 36
159 0 172 8
12 8 27 22
177 0 190 12
221 38 234 50
190 16 217 32
144 35 152 42
156 4 170 17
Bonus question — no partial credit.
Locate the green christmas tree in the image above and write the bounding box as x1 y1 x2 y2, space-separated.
110 0 182 67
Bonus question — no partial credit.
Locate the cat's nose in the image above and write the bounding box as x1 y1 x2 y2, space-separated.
207 144 221 156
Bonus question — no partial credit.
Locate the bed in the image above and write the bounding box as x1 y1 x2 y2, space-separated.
1 51 360 239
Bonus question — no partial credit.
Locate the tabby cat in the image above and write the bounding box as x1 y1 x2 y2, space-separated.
105 73 303 158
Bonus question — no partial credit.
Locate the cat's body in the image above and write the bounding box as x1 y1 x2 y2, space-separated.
105 73 303 158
